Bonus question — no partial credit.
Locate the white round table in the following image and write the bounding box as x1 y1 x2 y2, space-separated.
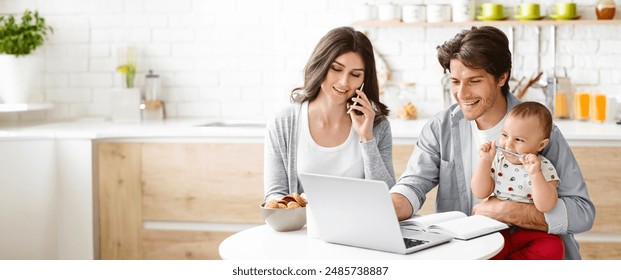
219 225 504 260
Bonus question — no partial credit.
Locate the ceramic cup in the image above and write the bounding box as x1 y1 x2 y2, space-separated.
402 4 426 23
354 4 377 21
452 0 476 22
378 3 400 21
478 3 504 19
515 3 541 18
478 3 505 19
550 2 577 19
427 4 452 23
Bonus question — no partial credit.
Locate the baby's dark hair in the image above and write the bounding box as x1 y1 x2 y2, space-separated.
509 102 552 139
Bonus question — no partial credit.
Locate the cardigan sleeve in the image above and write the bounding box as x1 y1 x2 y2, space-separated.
360 119 396 187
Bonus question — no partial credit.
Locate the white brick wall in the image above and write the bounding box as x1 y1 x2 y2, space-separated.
0 0 620 122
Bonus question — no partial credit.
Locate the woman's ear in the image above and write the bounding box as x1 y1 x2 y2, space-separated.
537 138 550 152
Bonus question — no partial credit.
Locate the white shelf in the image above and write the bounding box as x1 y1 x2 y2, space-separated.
352 19 621 28
0 103 54 113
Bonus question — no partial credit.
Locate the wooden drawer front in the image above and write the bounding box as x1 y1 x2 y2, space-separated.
572 147 621 233
141 230 233 260
141 143 264 223
579 241 621 260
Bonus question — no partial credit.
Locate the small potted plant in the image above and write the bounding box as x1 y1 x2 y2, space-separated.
111 46 141 121
0 10 53 104
116 46 137 88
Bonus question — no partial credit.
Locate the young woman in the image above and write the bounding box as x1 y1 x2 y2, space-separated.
264 26 395 201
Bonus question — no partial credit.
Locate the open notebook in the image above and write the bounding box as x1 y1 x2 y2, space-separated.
400 211 508 240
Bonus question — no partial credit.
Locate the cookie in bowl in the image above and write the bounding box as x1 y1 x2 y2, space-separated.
260 193 307 232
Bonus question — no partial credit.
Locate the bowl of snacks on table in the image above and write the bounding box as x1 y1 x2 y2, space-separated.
260 193 307 232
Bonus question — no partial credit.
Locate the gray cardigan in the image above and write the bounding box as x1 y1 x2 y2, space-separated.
390 93 596 259
264 102 396 202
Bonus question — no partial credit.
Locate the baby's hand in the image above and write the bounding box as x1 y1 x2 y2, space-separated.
520 154 541 175
478 141 496 162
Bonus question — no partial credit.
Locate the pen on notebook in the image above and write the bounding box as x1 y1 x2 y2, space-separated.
495 145 525 159
346 83 364 114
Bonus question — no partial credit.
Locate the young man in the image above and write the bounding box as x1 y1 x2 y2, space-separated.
389 26 595 259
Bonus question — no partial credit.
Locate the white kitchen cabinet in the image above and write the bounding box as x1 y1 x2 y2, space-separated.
0 139 57 259
56 139 94 259
0 138 94 260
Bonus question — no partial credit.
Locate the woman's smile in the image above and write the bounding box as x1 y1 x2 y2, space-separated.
333 86 349 95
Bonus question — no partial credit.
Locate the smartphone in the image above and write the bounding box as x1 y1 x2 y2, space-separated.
347 82 364 115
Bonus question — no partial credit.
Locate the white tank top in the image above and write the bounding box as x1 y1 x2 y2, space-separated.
296 101 364 178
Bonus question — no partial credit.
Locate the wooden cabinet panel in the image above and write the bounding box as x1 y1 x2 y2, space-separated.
98 143 143 260
141 230 233 260
97 142 264 260
141 143 264 223
571 147 621 233
579 242 621 260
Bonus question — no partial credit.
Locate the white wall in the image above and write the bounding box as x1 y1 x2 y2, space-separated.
1 0 620 122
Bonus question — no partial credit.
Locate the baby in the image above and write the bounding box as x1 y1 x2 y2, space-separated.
471 101 564 260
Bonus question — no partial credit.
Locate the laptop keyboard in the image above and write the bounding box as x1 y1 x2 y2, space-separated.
403 238 429 248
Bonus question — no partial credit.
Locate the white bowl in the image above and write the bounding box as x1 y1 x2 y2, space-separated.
259 204 306 232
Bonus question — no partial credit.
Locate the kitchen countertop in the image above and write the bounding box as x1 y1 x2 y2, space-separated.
1 118 620 146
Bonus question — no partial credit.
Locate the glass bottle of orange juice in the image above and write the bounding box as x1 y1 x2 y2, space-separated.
574 92 591 121
555 92 569 118
554 77 573 119
592 93 607 122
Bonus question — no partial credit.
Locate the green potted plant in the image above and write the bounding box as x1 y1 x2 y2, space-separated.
111 46 141 121
116 46 137 88
0 10 53 104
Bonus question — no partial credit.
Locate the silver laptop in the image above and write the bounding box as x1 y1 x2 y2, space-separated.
299 173 452 254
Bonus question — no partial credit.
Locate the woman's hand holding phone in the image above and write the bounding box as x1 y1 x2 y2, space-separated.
348 83 375 142
346 83 364 115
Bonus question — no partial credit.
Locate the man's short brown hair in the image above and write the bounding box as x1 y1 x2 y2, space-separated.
437 26 512 96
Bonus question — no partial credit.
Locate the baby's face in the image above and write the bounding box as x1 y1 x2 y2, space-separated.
498 115 547 164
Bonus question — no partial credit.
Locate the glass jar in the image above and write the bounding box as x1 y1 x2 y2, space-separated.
144 70 161 101
396 82 419 120
142 70 164 120
596 0 616 20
